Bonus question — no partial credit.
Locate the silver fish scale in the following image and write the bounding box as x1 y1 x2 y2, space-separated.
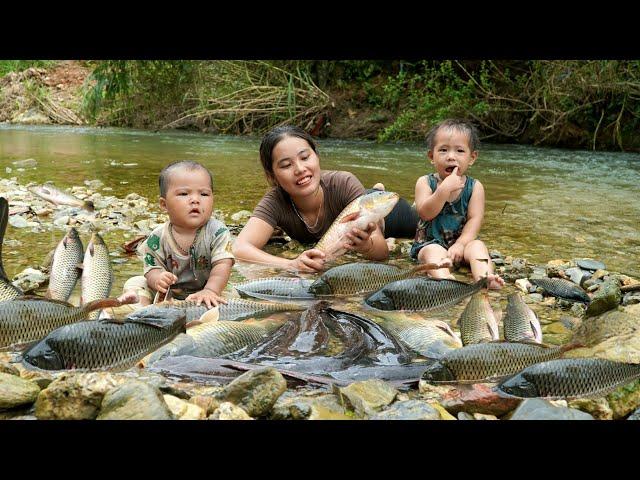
0 281 21 302
381 319 460 356
373 278 484 311
188 321 279 357
0 300 89 348
49 230 84 301
46 320 185 370
235 277 314 298
442 342 566 382
318 263 411 295
504 293 540 342
459 293 498 346
514 359 640 399
161 298 304 322
82 235 113 320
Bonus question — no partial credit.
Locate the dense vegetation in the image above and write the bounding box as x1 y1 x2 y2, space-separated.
3 60 640 151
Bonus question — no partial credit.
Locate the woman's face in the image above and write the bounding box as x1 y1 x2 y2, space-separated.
271 136 321 197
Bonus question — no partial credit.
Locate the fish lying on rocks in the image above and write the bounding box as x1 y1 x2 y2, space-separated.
369 311 462 359
0 292 138 350
143 317 287 366
458 292 499 346
365 277 487 312
0 197 23 302
21 305 187 371
530 277 591 303
47 228 84 301
308 262 435 296
496 358 640 399
315 191 399 260
28 184 95 212
81 232 113 320
233 276 316 302
503 293 542 343
421 341 581 384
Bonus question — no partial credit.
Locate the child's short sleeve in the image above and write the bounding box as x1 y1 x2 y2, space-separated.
208 221 235 266
137 225 168 275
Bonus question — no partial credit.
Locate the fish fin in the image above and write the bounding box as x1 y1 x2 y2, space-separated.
530 320 543 343
44 288 52 299
410 260 452 275
339 211 361 223
197 306 220 324
559 341 585 354
487 321 500 341
84 292 138 313
76 263 84 270
186 319 203 329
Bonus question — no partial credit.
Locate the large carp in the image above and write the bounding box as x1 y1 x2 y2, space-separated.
81 232 113 319
308 262 434 296
530 277 591 303
0 292 138 350
143 317 287 366
47 228 84 301
28 184 95 212
496 358 640 399
503 293 542 343
315 191 399 260
233 276 316 302
21 305 186 371
421 341 581 384
457 292 500 346
365 277 487 312
0 197 23 302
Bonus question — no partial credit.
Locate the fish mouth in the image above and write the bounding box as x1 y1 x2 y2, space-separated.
295 175 313 186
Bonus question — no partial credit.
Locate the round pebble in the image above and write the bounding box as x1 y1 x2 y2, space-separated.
577 259 606 271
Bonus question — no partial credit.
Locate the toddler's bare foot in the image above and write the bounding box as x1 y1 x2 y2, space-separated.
372 183 385 190
487 274 504 290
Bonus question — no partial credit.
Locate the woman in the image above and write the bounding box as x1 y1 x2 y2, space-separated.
232 126 390 273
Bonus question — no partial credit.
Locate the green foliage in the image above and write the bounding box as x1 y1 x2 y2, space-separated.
0 60 56 77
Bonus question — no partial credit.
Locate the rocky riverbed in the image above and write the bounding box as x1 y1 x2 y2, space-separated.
1 179 640 420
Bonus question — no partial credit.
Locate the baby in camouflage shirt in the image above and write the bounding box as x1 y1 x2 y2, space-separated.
124 160 234 308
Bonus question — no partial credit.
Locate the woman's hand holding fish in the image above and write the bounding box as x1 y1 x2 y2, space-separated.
344 222 376 254
290 249 326 273
186 288 227 309
447 241 465 265
154 271 178 294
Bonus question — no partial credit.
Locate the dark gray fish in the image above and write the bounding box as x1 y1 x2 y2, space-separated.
530 277 591 303
0 197 23 302
503 293 542 343
308 262 431 296
21 305 186 371
158 298 306 323
365 277 487 312
234 276 315 302
496 358 640 399
421 341 581 384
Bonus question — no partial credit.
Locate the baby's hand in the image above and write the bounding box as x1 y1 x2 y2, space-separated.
447 242 465 265
186 288 228 309
154 271 178 294
439 166 465 196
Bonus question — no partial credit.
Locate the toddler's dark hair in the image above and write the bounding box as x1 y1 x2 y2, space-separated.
426 119 480 151
159 161 213 197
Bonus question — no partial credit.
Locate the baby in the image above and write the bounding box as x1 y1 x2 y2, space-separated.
124 160 234 308
410 119 504 289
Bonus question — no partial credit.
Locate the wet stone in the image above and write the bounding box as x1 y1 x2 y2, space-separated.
338 379 398 417
568 397 613 420
371 400 441 420
216 367 286 418
623 293 640 306
0 362 20 376
271 391 351 420
565 267 591 286
209 402 253 420
441 383 521 417
509 398 594 420
97 380 174 420
163 394 206 420
606 379 640 420
0 372 41 410
585 278 622 318
457 412 475 420
628 407 640 420
570 303 587 317
577 259 606 272
473 413 498 420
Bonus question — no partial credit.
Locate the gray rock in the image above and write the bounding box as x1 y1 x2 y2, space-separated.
570 303 587 317
585 278 622 318
338 379 398 417
528 293 544 303
216 367 286 418
0 372 41 410
577 259 606 271
628 407 640 420
0 362 20 376
271 391 351 420
12 108 50 125
371 400 441 420
209 402 253 420
457 412 475 420
97 380 174 420
623 293 640 306
510 398 594 420
565 267 591 286
35 372 122 420
12 159 38 168
8 216 29 228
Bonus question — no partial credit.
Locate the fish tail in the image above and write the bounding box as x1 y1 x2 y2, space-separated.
83 292 139 312
559 341 585 354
